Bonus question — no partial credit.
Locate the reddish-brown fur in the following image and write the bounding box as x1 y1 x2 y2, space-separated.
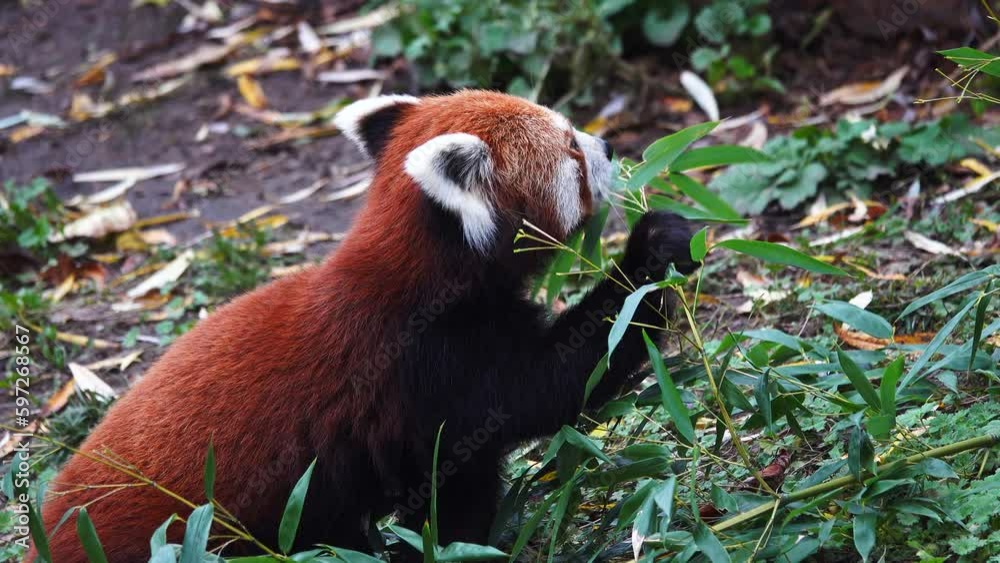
33 91 589 561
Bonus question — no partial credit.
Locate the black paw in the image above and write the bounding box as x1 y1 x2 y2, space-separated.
622 211 699 281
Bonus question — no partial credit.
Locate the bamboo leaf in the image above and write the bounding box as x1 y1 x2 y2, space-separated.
670 145 769 171
76 508 109 563
670 173 742 221
643 331 696 444
278 459 317 553
837 351 881 411
818 302 893 340
715 240 847 276
179 504 213 563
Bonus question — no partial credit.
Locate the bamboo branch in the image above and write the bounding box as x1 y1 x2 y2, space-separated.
711 433 1000 533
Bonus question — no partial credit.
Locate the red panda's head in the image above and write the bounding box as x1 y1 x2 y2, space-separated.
334 91 614 257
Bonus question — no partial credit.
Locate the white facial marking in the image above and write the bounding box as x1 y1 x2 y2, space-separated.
549 111 573 132
333 94 420 157
552 157 582 231
573 130 613 203
404 133 496 254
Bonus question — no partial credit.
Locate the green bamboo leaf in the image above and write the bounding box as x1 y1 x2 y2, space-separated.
559 425 612 463
388 524 425 552
580 204 609 267
436 543 508 562
897 266 997 319
278 459 317 554
203 439 215 502
880 356 904 416
150 514 177 555
817 302 893 340
547 470 580 562
643 331 695 445
331 548 390 563
627 121 719 189
970 282 992 370
837 351 881 411
848 426 875 481
689 226 708 262
853 512 877 562
544 230 583 307
670 144 769 171
607 280 674 365
179 504 213 563
507 493 557 561
715 239 847 276
899 296 978 391
150 545 177 563
669 173 742 220
430 422 445 546
422 521 436 563
693 522 731 563
582 353 610 405
29 503 52 563
938 46 1000 77
76 508 109 563
754 369 773 432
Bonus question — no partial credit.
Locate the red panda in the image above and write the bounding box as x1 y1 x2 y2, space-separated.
32 90 695 562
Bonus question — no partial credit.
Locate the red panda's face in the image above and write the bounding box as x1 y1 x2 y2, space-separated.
335 91 614 255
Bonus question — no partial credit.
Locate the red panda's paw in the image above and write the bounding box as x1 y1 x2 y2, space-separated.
622 211 699 282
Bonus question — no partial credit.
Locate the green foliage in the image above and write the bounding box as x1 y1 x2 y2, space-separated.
711 116 1000 213
375 0 626 100
0 178 64 260
687 0 780 92
376 0 776 101
192 227 275 298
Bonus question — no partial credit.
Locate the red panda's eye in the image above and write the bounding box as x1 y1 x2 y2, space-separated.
570 138 580 151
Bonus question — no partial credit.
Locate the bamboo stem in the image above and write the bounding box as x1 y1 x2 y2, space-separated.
711 433 1000 533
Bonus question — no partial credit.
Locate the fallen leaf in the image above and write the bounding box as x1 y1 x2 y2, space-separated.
931 169 1000 205
73 162 185 184
277 180 326 204
133 210 198 229
972 218 998 233
68 178 137 207
7 125 45 143
68 363 118 400
322 178 371 202
11 76 54 95
904 231 963 257
75 52 117 87
820 66 909 106
237 74 269 109
50 201 138 242
126 250 194 298
316 69 386 83
133 41 241 82
225 55 301 77
85 350 143 372
247 124 340 149
139 228 177 247
0 64 15 76
680 70 719 121
318 4 399 35
40 380 75 417
298 21 323 53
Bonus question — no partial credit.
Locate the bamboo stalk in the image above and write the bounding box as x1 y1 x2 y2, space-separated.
711 433 1000 533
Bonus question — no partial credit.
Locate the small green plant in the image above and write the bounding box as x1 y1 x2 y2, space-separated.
687 0 781 93
710 115 1000 214
374 0 778 102
191 226 276 298
0 178 65 263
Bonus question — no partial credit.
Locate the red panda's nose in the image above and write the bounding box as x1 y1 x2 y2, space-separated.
600 138 613 160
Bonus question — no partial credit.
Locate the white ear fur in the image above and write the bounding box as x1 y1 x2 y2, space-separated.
333 94 420 157
404 133 495 254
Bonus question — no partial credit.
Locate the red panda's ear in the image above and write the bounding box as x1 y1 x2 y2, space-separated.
334 95 420 160
404 133 496 253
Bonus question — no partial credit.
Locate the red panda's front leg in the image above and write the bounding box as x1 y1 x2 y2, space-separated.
507 211 697 440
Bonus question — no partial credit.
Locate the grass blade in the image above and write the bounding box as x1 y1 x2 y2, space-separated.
203 439 215 502
899 296 978 391
969 282 992 370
